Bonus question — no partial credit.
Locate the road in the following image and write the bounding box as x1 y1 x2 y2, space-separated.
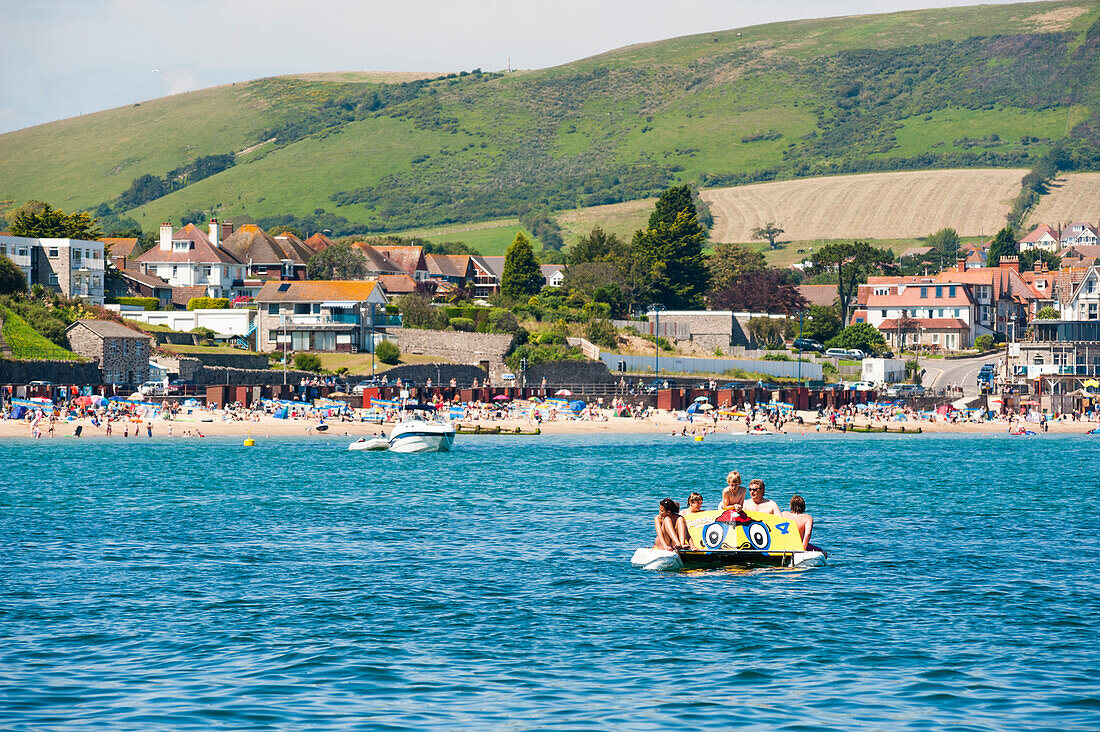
921 352 1001 398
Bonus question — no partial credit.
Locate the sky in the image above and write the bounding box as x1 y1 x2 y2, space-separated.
0 0 1032 135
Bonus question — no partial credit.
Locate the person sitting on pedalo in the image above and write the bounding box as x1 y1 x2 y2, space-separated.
654 497 696 550
781 494 816 550
742 478 782 516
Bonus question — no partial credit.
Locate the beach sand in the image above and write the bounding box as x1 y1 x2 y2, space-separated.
2 408 1096 440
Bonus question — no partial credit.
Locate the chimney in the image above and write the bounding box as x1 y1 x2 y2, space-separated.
1033 259 1043 273
159 222 172 252
956 257 967 273
220 221 234 240
208 219 219 248
999 255 1019 273
113 255 127 271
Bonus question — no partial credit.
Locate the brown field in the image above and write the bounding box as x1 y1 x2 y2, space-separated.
555 198 656 244
1027 173 1100 229
701 169 1026 243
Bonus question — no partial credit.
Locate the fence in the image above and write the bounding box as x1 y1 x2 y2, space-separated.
612 319 692 339
600 352 823 380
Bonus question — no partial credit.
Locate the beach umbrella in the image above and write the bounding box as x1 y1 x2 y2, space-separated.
569 400 586 412
555 389 573 396
1084 379 1100 389
73 395 94 407
686 403 700 414
493 394 510 401
528 396 541 403
693 396 709 402
699 403 715 411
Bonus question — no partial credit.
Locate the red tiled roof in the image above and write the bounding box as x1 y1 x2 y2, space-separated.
221 225 314 265
303 233 336 254
350 243 406 274
373 246 425 277
426 253 472 279
377 274 421 294
100 237 139 258
170 286 208 308
254 279 382 303
796 285 836 308
878 318 969 331
136 223 243 265
1022 224 1059 243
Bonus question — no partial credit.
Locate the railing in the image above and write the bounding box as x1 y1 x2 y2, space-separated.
288 314 359 325
612 319 692 339
374 314 402 326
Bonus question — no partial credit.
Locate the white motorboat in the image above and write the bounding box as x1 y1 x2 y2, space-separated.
387 402 456 453
348 437 389 451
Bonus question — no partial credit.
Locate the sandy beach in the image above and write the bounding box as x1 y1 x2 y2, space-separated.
3 408 1097 440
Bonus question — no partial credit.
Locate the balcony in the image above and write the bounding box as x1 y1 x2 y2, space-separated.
373 314 402 327
287 314 360 326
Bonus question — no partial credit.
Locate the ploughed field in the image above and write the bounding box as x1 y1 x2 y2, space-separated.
1027 172 1100 228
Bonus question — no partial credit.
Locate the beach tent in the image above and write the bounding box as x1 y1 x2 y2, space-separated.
569 400 586 413
10 405 26 420
273 407 289 419
555 389 573 396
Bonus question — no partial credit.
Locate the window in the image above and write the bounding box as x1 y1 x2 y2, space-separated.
920 287 928 298
931 334 940 344
935 286 943 298
256 266 267 275
203 265 212 277
291 331 311 350
315 332 335 351
48 247 59 258
48 274 58 286
874 287 889 296
223 267 229 278
949 286 956 298
267 303 279 315
268 330 277 342
880 310 887 318
172 265 179 277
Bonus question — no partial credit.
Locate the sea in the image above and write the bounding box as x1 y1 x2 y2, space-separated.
1 432 1098 730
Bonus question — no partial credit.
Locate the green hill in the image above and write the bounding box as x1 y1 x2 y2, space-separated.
2 1 1100 243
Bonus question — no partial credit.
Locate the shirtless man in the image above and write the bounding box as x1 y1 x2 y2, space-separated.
743 478 781 516
719 471 745 512
781 494 814 550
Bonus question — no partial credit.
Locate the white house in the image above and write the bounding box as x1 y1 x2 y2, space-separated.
861 277 977 350
0 234 105 305
1060 222 1099 247
1062 265 1100 321
135 221 247 299
1019 224 1061 253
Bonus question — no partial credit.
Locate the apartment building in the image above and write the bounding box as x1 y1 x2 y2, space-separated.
0 234 105 305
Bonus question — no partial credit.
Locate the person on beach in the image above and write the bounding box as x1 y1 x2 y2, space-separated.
743 479 781 516
720 471 745 512
781 494 814 550
683 492 704 514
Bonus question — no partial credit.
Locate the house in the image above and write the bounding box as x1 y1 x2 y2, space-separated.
135 221 247 299
1020 224 1062 253
1060 264 1100 321
470 255 502 298
100 237 140 269
540 264 565 288
302 232 336 255
1018 260 1057 321
64 319 153 385
1058 244 1100 269
114 269 174 309
861 275 976 350
377 273 429 296
372 245 430 281
255 280 389 353
425 253 475 287
0 234 105 305
220 224 316 287
1059 222 1100 247
351 243 407 278
932 257 1037 337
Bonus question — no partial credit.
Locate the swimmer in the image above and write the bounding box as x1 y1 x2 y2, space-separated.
781 494 814 550
683 492 704 514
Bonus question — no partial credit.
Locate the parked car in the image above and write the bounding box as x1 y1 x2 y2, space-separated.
352 379 386 394
644 379 674 392
137 380 166 397
793 338 825 353
887 383 925 397
845 381 875 392
825 348 864 360
167 379 193 395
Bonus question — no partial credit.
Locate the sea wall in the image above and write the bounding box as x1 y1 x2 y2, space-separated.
397 330 514 364
0 358 101 385
524 360 614 386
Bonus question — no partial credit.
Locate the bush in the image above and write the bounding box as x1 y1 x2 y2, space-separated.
505 342 586 372
1035 306 1059 320
375 339 400 365
113 296 158 311
584 319 619 349
826 323 888 356
189 326 216 340
187 297 231 310
0 306 83 360
762 352 792 361
488 309 519 334
449 317 475 331
974 334 995 351
537 330 566 345
294 352 322 372
0 256 27 295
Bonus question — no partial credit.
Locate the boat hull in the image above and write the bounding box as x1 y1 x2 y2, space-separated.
631 547 826 571
348 438 389 451
388 428 455 453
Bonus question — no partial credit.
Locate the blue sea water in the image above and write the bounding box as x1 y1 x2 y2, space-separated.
1 432 1099 730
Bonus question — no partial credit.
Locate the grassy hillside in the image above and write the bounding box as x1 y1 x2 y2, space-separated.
2 1 1100 243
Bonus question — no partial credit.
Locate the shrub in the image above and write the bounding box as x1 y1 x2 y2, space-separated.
974 334 995 351
187 297 231 310
762 352 792 361
537 330 566 345
113 297 158 311
1035 306 1059 320
449 317 475 331
0 306 83 360
584 319 619 349
0 255 27 295
294 352 322 372
189 326 216 340
375 339 400 365
488 309 519 334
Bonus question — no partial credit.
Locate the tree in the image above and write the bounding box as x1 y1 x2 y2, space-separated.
0 255 27 295
307 243 369 280
826 323 888 356
375 339 400 365
393 294 446 329
608 235 659 313
294 352 323 372
707 243 767 295
746 317 787 348
568 226 620 265
562 261 622 300
10 202 102 239
802 305 841 343
986 226 1018 268
633 209 708 310
268 225 303 238
649 185 698 229
584 319 619 349
1035 306 1059 320
1019 248 1060 273
751 222 785 249
501 232 543 301
708 268 807 314
808 240 895 325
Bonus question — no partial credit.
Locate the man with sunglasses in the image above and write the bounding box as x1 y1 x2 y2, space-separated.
743 478 781 516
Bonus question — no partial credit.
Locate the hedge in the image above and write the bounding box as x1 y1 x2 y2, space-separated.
187 297 231 310
111 297 159 311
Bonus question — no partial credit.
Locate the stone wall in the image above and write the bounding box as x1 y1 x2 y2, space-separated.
525 360 614 386
155 354 203 381
197 366 317 386
0 358 101 385
162 350 269 370
379 364 487 385
397 329 514 381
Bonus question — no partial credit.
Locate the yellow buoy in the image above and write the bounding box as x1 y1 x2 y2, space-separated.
694 435 704 442
244 434 255 447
